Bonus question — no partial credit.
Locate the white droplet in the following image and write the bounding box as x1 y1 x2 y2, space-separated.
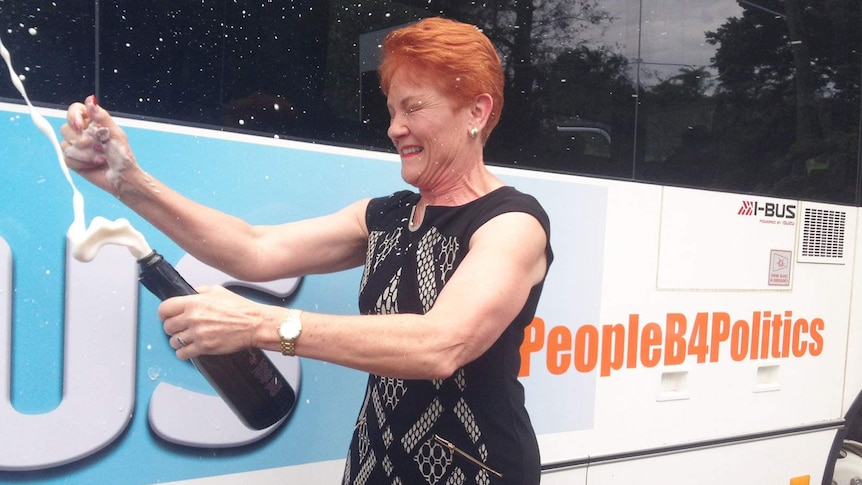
28 28 37 36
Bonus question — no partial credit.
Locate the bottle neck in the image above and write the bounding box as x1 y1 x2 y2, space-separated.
137 250 161 267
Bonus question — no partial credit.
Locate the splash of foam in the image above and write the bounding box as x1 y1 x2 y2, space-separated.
0 33 151 261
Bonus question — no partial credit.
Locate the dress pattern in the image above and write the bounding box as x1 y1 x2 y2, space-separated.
343 187 551 485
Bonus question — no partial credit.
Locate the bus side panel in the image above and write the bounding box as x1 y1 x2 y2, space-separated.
586 429 836 484
527 178 853 469
539 466 588 485
0 104 852 483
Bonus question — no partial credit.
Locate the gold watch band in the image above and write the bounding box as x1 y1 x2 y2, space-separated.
281 339 296 357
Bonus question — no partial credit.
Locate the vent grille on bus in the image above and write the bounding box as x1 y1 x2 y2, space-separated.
798 207 846 264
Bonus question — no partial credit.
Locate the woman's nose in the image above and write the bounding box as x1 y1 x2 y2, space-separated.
387 115 408 140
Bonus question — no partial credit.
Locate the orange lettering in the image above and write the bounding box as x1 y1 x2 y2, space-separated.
770 313 783 358
664 313 687 366
574 325 599 373
749 311 762 359
809 318 824 356
640 323 662 367
730 319 749 361
781 311 793 358
547 325 572 375
688 313 709 363
626 314 640 368
709 312 731 362
792 318 808 357
519 311 825 379
600 324 625 377
519 317 545 377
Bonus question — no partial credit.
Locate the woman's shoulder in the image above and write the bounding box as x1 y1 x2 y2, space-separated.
475 186 549 222
365 190 419 228
368 190 419 211
467 186 551 245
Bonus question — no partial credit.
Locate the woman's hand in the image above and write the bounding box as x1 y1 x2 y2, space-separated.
159 285 277 360
59 95 140 196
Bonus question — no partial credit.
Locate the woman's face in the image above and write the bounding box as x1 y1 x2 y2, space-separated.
386 67 475 190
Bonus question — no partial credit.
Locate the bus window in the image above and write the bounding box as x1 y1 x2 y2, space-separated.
634 0 860 205
1 1 858 205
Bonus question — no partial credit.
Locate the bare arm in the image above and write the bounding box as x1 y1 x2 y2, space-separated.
118 177 370 280
161 211 548 380
60 96 369 280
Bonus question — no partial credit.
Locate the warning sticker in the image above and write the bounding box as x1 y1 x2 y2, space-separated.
768 250 792 286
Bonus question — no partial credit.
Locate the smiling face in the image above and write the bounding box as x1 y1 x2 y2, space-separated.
386 67 478 191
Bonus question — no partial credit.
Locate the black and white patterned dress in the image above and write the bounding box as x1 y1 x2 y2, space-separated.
342 187 552 485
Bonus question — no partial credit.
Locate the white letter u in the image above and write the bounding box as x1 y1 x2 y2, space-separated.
0 237 137 471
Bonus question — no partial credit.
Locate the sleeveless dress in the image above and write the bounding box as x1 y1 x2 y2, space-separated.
342 186 553 485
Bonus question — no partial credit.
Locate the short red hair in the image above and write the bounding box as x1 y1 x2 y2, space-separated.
378 17 505 141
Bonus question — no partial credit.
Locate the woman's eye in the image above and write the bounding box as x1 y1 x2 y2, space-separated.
407 101 423 115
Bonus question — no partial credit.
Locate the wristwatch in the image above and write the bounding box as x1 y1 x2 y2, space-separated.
278 309 303 356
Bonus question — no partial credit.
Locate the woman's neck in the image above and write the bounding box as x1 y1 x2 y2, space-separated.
417 165 504 208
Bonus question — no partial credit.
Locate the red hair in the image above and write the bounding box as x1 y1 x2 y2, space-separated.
379 17 505 141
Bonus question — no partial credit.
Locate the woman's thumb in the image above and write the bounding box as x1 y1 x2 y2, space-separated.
85 95 117 130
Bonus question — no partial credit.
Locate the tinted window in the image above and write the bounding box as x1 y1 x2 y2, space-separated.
635 0 861 205
1 0 859 204
0 1 95 104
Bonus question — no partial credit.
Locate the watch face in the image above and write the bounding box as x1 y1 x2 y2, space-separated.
279 319 301 339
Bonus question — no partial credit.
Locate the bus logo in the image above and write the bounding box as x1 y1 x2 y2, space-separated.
738 200 796 219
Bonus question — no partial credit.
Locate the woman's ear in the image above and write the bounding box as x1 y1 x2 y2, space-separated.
471 93 494 129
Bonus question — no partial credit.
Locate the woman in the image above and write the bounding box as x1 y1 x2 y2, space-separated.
61 17 551 485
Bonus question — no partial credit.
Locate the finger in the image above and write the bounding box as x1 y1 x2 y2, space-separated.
64 153 105 171
157 296 187 325
84 95 121 133
62 123 96 147
62 144 106 169
170 341 192 360
169 333 194 360
171 333 191 349
59 122 79 142
59 124 92 168
65 102 87 132
195 285 219 295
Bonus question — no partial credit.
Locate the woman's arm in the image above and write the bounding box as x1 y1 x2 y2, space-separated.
161 211 549 380
60 96 370 280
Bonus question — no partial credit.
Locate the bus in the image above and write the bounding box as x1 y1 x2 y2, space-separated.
0 1 860 484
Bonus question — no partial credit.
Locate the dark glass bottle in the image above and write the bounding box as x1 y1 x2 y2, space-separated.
137 250 296 430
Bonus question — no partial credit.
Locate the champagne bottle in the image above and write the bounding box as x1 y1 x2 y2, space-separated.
137 250 296 430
